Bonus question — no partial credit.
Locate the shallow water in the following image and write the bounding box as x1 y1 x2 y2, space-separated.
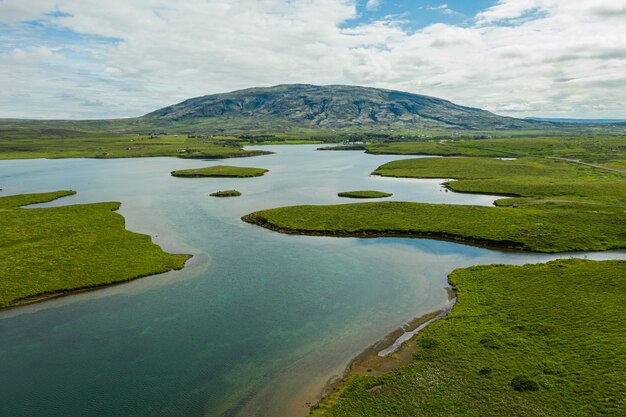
0 145 624 417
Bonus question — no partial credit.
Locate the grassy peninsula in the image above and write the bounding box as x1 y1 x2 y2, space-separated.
0 191 190 309
338 191 392 199
243 156 626 252
374 157 626 205
242 201 625 252
210 190 242 197
312 259 626 417
171 165 268 178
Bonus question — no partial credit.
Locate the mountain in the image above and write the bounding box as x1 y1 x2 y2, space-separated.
526 117 626 124
143 84 545 131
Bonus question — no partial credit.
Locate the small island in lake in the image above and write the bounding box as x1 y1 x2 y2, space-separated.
210 190 242 197
171 165 268 178
338 190 392 199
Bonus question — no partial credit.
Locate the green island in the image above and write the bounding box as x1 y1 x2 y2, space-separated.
338 190 392 199
210 189 242 197
311 259 626 417
171 165 268 178
243 156 626 253
0 191 190 309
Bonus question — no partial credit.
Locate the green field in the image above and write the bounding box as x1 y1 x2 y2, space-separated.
374 157 626 205
171 165 268 178
242 201 625 253
0 133 271 160
210 189 242 197
338 191 392 199
0 191 190 309
243 154 626 252
312 259 626 417
362 136 626 168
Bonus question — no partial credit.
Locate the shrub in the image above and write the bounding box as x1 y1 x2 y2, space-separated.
511 375 540 392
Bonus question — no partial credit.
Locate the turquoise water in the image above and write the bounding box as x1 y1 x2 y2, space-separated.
0 145 623 417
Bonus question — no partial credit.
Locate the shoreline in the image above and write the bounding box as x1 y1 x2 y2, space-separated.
1 254 192 312
308 287 457 415
242 215 534 253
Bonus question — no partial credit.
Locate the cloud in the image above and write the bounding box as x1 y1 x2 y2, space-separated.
365 0 382 11
0 0 625 119
422 4 456 15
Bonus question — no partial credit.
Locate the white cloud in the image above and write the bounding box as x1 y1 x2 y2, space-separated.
0 0 625 119
365 0 382 11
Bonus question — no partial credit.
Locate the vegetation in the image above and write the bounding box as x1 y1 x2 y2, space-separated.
0 191 190 309
210 190 242 197
243 154 626 252
366 141 507 157
0 133 272 160
171 165 268 178
374 157 626 205
143 84 550 131
242 201 625 252
312 259 626 417
365 136 626 166
338 191 392 199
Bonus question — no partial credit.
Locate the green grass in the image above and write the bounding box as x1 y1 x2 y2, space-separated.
312 259 626 417
210 190 242 197
0 191 190 309
0 133 272 160
171 165 268 178
374 157 626 206
243 155 626 252
338 191 392 199
367 141 506 157
364 136 626 166
242 201 625 252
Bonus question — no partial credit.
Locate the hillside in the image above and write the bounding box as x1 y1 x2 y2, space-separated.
5 84 624 137
143 84 542 131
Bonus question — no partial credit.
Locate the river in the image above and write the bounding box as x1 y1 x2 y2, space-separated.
0 145 623 417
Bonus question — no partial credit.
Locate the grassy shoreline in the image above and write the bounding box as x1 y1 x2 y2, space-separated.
0 191 191 310
171 165 268 178
338 191 392 199
312 259 626 416
242 201 626 253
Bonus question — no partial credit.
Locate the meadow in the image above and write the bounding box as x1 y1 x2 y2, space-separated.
0 133 271 160
337 191 392 199
312 259 626 417
171 165 268 177
0 191 189 309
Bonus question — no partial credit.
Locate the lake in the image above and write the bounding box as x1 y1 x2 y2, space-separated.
1 145 623 417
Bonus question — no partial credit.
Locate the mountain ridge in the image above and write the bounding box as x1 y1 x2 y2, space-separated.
143 84 544 131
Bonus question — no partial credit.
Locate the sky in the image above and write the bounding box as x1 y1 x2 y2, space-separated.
1 0 625 120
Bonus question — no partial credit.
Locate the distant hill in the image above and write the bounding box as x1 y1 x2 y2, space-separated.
527 117 626 124
143 84 546 131
7 84 625 136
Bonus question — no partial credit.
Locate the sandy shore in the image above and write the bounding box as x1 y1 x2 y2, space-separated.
307 287 457 415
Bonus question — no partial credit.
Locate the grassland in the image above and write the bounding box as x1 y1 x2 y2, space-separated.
0 133 271 160
374 157 626 205
0 191 190 309
244 155 626 252
210 190 242 197
171 165 268 178
312 259 626 417
242 201 625 253
364 136 626 166
338 191 392 199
